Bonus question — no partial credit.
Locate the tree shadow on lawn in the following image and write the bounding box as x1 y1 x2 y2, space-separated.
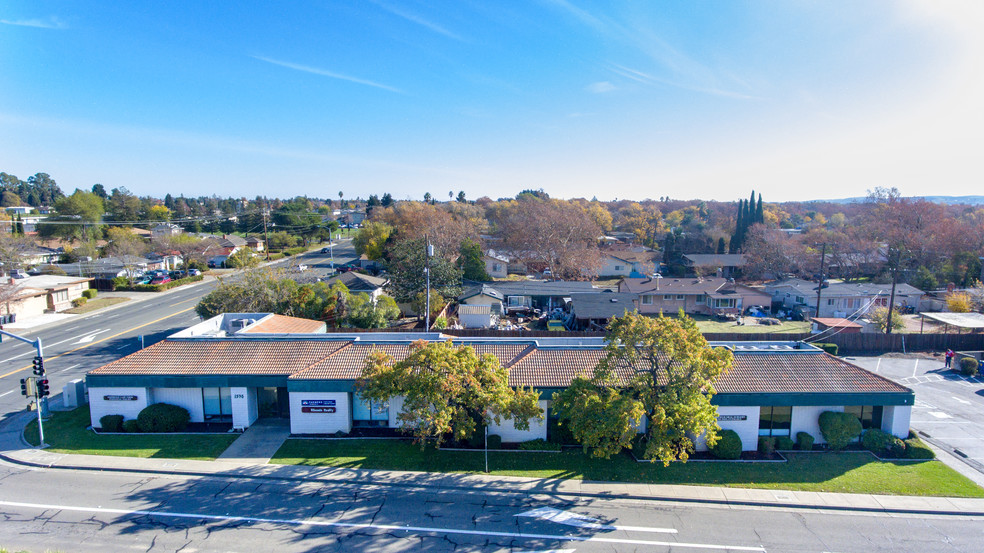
269 439 965 495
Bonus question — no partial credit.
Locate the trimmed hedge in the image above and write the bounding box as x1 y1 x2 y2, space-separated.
862 428 905 458
518 438 562 451
71 297 87 308
99 414 124 432
905 435 936 460
775 436 794 451
796 431 815 451
959 356 979 377
81 289 97 299
487 434 502 450
710 429 742 460
122 419 142 433
814 343 838 356
136 403 191 432
758 436 776 455
114 274 204 292
819 411 862 450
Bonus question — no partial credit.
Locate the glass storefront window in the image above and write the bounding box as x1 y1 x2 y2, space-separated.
203 387 232 419
758 406 791 437
353 393 389 427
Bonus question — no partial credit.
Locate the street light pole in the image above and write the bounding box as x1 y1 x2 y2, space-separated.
425 239 433 331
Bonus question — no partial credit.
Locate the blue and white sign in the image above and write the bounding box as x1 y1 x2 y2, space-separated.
301 399 336 407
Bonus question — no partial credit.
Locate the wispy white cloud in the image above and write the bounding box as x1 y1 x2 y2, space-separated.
585 81 615 94
0 16 67 29
0 111 476 179
253 56 404 94
608 63 761 100
370 0 465 42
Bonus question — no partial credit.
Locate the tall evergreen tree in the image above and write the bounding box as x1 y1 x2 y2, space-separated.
755 193 764 224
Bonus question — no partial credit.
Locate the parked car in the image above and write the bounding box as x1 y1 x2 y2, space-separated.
320 247 330 254
188 268 201 276
150 276 171 285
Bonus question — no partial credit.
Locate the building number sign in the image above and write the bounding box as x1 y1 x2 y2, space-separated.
717 415 747 422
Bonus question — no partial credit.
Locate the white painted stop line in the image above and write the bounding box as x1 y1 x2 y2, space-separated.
0 500 766 551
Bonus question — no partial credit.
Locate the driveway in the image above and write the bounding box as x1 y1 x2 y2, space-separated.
848 355 984 474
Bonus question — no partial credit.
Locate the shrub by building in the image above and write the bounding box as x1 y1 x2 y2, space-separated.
711 430 742 459
99 414 123 432
819 411 862 450
960 356 979 377
137 403 191 432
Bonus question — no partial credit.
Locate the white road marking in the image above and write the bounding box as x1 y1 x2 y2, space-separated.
0 390 14 397
912 359 919 378
928 411 952 419
516 507 677 533
0 500 765 552
114 344 131 350
874 358 881 372
951 396 972 405
76 329 112 344
0 351 32 364
58 363 81 373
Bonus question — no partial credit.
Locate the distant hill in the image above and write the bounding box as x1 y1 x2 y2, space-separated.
811 195 984 206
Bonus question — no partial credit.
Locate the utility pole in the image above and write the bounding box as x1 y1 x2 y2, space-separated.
262 208 271 261
886 248 900 335
424 239 433 331
2 329 47 447
814 243 826 320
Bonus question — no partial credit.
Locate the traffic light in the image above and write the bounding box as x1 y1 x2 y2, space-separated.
32 356 44 376
20 378 28 396
20 378 36 398
36 378 49 397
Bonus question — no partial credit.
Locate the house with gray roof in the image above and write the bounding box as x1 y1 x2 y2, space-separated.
619 276 771 317
765 278 927 318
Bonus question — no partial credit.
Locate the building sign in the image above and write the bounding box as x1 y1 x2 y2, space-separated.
301 399 336 407
103 395 138 401
717 414 747 422
302 406 336 414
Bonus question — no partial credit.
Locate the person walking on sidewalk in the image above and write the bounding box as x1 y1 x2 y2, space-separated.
945 349 954 368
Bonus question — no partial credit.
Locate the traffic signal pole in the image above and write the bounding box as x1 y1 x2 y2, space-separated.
1 329 47 447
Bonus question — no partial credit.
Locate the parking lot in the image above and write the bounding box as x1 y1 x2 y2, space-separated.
848 354 984 475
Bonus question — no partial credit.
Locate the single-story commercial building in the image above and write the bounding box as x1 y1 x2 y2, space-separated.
85 313 913 450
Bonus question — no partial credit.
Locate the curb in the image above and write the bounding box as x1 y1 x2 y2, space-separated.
1 449 982 518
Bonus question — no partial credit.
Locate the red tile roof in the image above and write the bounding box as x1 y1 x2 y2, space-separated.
718 353 910 394
89 340 350 376
241 315 326 334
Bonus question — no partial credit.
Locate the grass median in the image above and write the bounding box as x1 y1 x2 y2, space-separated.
23 406 238 461
270 438 984 498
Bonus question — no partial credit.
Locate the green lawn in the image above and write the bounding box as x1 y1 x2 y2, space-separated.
64 297 130 314
693 317 811 334
271 439 984 497
23 406 238 461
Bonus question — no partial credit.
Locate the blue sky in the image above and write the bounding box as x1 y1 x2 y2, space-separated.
1 1 981 202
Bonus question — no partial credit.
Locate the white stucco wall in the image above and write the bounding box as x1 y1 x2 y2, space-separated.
290 392 351 435
881 405 911 438
231 387 258 430
150 387 205 423
388 395 406 428
487 400 548 443
714 406 760 451
790 405 843 445
89 387 151 427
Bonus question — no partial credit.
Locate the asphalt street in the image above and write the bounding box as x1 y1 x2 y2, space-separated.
848 355 984 476
0 459 981 553
0 239 358 420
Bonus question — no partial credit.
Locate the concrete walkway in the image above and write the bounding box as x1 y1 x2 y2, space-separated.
216 418 290 464
2 413 984 517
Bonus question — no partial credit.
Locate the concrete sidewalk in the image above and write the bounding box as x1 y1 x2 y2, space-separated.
2 414 983 518
216 418 290 464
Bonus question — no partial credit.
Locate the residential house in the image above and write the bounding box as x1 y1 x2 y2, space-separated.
766 278 927 318
322 271 389 301
0 274 94 320
619 276 771 317
151 223 183 239
483 251 510 279
595 250 659 278
567 292 640 329
683 254 746 278
87 313 915 449
457 304 497 329
464 280 600 314
458 284 505 315
245 236 265 252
